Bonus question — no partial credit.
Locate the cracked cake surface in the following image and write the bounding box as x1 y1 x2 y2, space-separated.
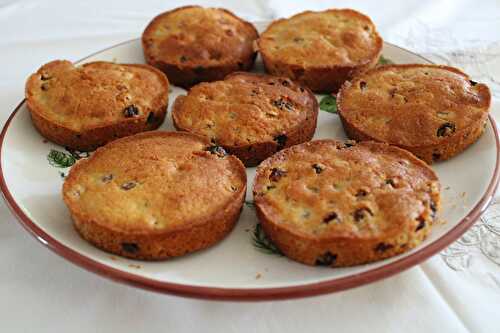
25 60 169 151
172 72 318 166
253 139 440 267
257 9 383 93
63 131 246 260
142 6 258 87
337 64 491 163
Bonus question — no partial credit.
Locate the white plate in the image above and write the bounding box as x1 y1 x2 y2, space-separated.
1 22 499 300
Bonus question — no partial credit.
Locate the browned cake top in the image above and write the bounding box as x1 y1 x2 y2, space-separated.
172 72 317 146
142 6 258 67
258 9 382 67
63 132 246 234
25 60 169 132
337 64 491 147
253 140 440 240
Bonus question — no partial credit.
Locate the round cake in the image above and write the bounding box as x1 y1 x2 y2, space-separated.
63 131 247 260
142 6 258 88
172 72 318 166
257 9 382 93
253 140 440 267
337 64 491 163
25 60 169 151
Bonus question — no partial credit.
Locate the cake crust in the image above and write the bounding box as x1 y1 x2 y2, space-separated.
257 9 383 93
25 60 169 151
337 64 491 163
63 131 247 260
172 72 318 166
142 6 258 88
253 140 440 267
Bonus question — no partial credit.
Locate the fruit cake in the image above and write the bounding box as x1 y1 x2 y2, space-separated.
142 6 258 88
257 9 382 93
63 131 247 260
172 72 318 166
253 139 440 267
25 60 169 151
337 64 491 163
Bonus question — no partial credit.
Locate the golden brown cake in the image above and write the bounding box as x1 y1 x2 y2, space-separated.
172 72 318 166
142 6 258 88
63 131 247 260
25 60 169 151
257 9 383 93
337 64 491 163
253 140 440 267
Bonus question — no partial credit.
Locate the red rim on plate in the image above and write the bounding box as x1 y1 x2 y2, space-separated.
1 40 499 301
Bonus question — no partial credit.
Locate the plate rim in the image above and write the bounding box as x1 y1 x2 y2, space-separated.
1 38 499 301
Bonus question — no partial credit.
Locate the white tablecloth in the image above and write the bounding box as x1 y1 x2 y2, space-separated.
1 1 499 332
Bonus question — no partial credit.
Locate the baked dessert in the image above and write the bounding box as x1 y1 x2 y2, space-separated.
25 60 169 151
142 6 258 88
63 131 246 260
257 9 382 93
172 72 318 166
253 140 440 267
337 64 491 163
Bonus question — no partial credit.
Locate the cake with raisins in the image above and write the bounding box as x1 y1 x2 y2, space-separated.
337 64 491 163
25 60 169 151
142 6 258 88
253 140 440 267
63 131 246 260
172 72 318 166
256 9 383 93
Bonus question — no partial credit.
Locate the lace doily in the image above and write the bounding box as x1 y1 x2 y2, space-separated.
441 199 500 271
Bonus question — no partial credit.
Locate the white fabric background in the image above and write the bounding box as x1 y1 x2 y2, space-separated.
1 1 499 332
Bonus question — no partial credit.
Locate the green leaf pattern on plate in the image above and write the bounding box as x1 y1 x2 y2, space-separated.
319 95 337 113
378 55 394 65
244 200 255 208
47 149 76 168
252 223 283 256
